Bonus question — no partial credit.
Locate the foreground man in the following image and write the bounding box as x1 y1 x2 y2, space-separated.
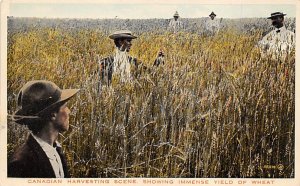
258 12 295 58
99 30 164 85
8 80 79 178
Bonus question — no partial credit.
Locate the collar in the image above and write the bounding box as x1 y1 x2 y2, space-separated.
275 26 287 33
115 48 128 55
32 134 61 160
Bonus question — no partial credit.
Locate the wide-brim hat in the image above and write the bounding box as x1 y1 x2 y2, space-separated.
13 80 79 125
267 12 286 19
209 12 216 17
109 30 137 40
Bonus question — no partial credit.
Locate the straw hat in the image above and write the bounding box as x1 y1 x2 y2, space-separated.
109 30 137 40
267 12 286 19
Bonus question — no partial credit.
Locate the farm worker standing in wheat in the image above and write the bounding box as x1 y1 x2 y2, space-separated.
8 80 79 178
168 11 184 33
205 11 222 35
99 30 164 85
258 12 295 59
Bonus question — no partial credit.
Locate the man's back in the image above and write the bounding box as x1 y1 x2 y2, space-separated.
8 134 70 178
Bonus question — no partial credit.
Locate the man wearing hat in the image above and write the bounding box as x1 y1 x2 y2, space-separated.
99 30 164 85
205 11 222 35
168 11 184 33
258 12 295 58
8 80 79 178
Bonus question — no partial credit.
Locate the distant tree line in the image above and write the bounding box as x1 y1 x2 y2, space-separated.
7 16 295 37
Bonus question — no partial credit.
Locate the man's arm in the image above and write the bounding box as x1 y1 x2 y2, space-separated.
98 56 114 85
257 32 273 51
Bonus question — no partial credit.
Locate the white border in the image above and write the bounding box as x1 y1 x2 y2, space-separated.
0 0 299 186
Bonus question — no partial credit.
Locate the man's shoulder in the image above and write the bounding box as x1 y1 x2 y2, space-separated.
285 29 295 36
8 142 40 177
99 55 114 64
101 55 114 61
9 143 32 163
169 20 176 25
262 30 276 38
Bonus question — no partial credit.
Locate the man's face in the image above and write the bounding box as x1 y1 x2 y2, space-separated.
210 15 216 20
174 16 179 21
119 38 132 52
271 16 284 28
53 103 71 132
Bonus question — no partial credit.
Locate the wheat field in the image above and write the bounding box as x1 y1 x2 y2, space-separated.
7 27 295 178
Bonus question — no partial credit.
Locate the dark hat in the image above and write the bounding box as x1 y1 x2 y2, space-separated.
267 12 286 19
173 11 179 17
13 80 79 125
209 12 216 17
109 30 137 40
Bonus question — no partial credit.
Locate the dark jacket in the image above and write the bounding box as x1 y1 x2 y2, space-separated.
99 55 139 85
8 134 70 178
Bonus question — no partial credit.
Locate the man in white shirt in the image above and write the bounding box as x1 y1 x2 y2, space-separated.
99 30 165 85
205 11 222 35
258 12 295 59
8 80 79 178
168 11 184 33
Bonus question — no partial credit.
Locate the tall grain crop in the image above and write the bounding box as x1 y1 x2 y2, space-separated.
7 28 294 178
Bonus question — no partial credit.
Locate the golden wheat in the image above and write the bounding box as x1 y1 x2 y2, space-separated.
7 28 295 178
